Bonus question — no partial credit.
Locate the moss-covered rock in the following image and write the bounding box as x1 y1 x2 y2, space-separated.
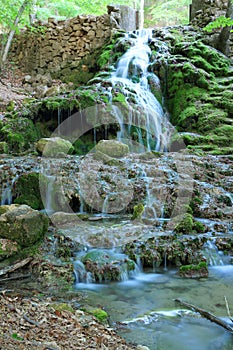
152 27 233 153
124 234 207 268
131 203 144 220
13 172 47 210
36 137 74 157
179 261 208 278
81 249 136 282
95 139 129 158
88 308 108 323
174 213 205 234
0 204 48 247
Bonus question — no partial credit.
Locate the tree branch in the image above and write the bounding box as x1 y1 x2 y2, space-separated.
174 298 233 333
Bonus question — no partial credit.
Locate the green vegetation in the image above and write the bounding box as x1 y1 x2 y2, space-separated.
204 15 233 33
174 213 205 234
0 117 40 153
179 261 207 272
13 172 47 210
88 308 108 322
131 203 144 220
145 0 192 27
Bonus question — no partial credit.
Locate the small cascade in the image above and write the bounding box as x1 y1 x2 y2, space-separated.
1 175 18 206
137 164 164 223
73 248 141 284
203 240 224 266
106 29 170 152
44 175 56 214
1 184 13 205
73 260 94 284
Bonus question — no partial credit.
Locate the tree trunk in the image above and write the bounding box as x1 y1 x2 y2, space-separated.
139 0 144 29
0 0 30 68
175 298 233 333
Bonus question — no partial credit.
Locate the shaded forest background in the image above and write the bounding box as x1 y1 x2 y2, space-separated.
1 0 192 30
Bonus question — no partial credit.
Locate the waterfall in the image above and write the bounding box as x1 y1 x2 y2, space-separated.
204 240 224 266
1 175 18 206
44 175 56 214
1 184 13 205
107 29 170 152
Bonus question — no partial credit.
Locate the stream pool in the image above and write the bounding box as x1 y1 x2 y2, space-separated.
75 265 233 350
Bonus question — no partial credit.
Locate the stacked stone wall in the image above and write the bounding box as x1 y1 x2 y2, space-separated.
8 13 116 79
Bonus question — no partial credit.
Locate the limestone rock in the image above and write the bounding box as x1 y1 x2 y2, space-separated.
81 249 136 282
0 204 48 247
95 139 129 158
36 137 74 157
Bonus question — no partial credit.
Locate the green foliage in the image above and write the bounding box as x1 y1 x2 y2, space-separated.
145 0 192 27
11 333 24 341
204 16 233 33
36 0 135 20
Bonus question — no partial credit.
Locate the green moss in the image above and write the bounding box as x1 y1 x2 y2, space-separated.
0 117 40 153
0 141 8 153
174 213 194 234
193 221 205 233
13 172 47 210
50 303 74 313
179 261 207 272
88 308 108 322
131 203 144 220
112 93 127 106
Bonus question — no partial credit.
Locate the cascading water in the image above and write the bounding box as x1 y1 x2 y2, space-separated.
107 29 171 152
1 184 13 205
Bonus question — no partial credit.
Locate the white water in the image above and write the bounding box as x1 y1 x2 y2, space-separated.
1 184 13 205
109 29 170 152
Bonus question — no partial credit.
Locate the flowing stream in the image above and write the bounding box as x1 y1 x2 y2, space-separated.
1 28 233 350
75 264 233 350
70 29 233 349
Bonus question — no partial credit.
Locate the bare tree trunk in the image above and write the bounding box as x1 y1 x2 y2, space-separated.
1 0 30 68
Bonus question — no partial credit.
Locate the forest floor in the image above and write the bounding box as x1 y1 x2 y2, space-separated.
0 65 29 115
0 290 137 350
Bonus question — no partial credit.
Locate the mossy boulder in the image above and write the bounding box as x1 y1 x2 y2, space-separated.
0 204 48 247
174 213 205 234
95 140 129 158
179 261 208 278
36 137 74 157
156 28 233 154
81 249 136 282
13 172 47 210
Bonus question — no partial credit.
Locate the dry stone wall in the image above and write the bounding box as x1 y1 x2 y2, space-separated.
8 6 138 82
9 12 117 80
